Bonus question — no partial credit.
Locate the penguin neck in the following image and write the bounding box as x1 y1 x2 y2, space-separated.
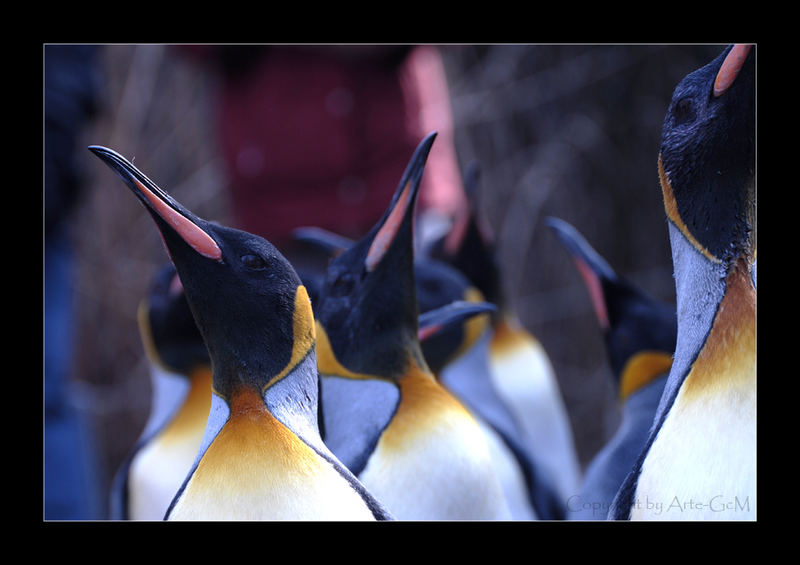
626 227 756 520
379 356 471 449
168 351 380 521
209 283 319 410
316 320 430 383
679 256 755 398
662 221 756 410
263 352 324 444
215 350 320 429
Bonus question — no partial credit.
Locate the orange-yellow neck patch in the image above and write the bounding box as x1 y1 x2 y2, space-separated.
315 321 381 381
264 285 316 391
682 258 756 399
447 287 491 360
378 358 466 450
178 386 322 511
137 299 162 369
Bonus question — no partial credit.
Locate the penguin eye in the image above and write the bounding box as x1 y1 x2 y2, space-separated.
241 254 268 270
673 97 695 125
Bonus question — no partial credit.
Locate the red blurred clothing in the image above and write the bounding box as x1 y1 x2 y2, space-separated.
178 45 463 249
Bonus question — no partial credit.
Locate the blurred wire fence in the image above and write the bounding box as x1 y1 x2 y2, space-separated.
58 43 724 518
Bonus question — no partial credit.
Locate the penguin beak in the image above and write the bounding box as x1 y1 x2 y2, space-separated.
89 146 223 262
713 44 752 97
546 217 615 330
546 217 617 281
418 300 496 342
292 226 354 258
365 132 437 272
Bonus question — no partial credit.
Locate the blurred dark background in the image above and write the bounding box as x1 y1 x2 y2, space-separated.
44 43 725 520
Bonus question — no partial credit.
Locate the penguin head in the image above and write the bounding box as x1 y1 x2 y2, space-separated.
658 44 755 267
313 133 436 380
138 263 210 376
89 146 315 400
293 221 493 375
547 216 677 384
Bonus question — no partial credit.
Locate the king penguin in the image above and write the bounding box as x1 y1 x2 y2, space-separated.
422 162 582 502
295 188 565 520
89 145 393 521
608 44 756 520
312 133 512 521
546 217 676 520
110 263 212 520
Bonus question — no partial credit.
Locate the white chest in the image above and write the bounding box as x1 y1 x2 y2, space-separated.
358 414 512 521
489 339 580 499
357 374 511 521
632 378 756 520
167 392 377 521
128 428 204 520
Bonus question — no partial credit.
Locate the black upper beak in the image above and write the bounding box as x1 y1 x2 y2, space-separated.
292 226 354 258
546 216 617 330
88 145 223 261
418 300 496 343
364 132 437 271
546 217 617 282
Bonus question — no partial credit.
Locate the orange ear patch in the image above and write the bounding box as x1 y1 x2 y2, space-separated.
658 155 720 264
265 285 317 390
